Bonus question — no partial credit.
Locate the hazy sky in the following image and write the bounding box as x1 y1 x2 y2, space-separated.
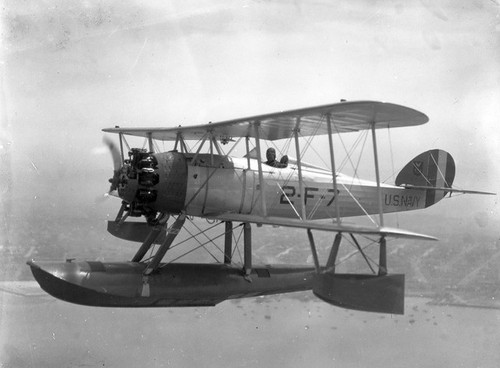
1 0 499 228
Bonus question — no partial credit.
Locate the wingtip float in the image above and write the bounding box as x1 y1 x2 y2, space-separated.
29 100 493 315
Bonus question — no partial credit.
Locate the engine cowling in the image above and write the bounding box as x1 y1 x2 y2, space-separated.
116 149 188 222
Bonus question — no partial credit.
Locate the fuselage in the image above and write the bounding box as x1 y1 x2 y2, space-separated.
116 150 428 221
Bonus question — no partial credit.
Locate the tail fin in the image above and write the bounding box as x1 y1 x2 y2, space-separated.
395 149 455 207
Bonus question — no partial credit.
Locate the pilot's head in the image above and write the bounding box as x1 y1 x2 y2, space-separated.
266 148 276 162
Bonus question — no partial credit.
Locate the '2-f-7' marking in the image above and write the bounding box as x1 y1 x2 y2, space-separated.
279 186 339 206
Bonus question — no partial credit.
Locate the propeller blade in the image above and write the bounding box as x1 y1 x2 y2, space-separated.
103 136 121 172
103 136 123 192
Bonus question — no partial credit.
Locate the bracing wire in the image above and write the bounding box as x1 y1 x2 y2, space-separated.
334 235 378 272
337 130 367 173
386 127 396 184
349 131 369 187
164 221 222 251
183 220 224 261
231 224 245 265
164 232 227 265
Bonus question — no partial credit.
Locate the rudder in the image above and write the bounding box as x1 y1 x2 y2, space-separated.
395 149 455 207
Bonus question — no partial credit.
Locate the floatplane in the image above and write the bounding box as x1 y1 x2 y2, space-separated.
28 100 493 314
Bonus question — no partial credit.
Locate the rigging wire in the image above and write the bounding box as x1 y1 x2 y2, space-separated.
336 130 365 172
141 219 224 264
231 224 245 265
334 234 379 272
153 139 161 153
166 221 222 251
144 219 248 267
163 231 228 266
165 220 230 266
299 117 324 161
429 153 450 187
350 130 370 187
182 219 224 262
386 127 396 184
339 182 377 225
299 129 331 170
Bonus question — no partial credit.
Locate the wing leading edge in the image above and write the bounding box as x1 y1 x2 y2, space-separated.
103 100 428 141
209 213 437 241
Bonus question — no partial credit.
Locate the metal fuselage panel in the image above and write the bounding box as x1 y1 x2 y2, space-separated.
185 156 256 216
182 155 427 219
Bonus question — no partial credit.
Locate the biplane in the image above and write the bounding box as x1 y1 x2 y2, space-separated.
28 100 493 314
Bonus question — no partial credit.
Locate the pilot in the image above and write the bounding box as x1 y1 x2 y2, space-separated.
265 148 288 168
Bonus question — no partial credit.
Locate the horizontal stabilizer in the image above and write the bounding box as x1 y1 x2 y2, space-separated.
401 185 495 196
210 214 437 241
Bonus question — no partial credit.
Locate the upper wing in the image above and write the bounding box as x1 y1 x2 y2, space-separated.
103 100 428 141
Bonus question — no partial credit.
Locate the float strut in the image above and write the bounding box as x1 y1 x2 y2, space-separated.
378 236 387 276
325 233 342 272
224 221 233 264
143 214 186 276
115 202 128 224
243 223 252 276
307 229 321 273
132 214 169 262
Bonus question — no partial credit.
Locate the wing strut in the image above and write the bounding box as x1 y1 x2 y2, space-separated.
253 122 267 217
191 133 209 165
370 122 384 227
147 132 154 153
174 132 189 152
294 119 307 220
370 121 388 276
326 114 341 223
